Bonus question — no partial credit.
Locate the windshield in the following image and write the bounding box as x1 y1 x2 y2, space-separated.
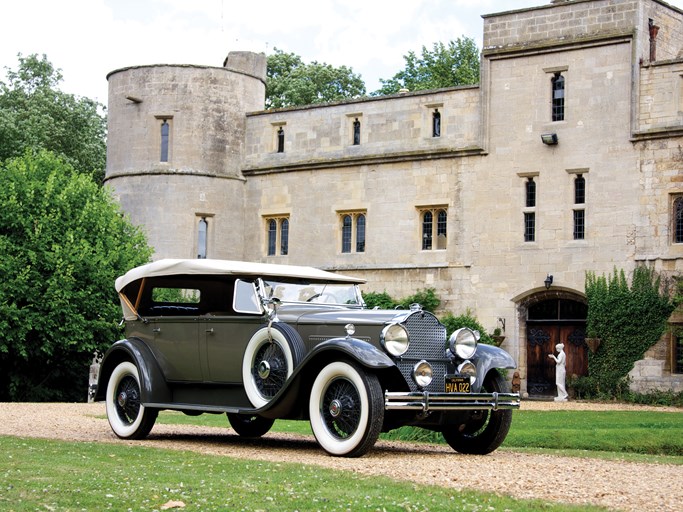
262 280 364 306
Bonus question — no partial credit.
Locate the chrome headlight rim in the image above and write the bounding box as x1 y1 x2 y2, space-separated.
457 360 477 385
449 327 478 359
412 360 433 389
380 323 410 357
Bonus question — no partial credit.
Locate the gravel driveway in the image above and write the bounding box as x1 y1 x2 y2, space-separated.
1 401 681 511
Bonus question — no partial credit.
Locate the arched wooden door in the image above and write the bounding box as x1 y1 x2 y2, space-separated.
526 298 588 396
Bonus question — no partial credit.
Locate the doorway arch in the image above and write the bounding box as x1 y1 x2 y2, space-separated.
519 291 588 397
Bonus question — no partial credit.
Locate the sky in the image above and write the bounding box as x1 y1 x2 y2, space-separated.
2 0 683 105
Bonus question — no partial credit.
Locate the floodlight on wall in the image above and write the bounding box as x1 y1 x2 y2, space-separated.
544 274 554 289
541 133 558 145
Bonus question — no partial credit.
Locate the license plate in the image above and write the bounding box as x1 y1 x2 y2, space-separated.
445 375 470 393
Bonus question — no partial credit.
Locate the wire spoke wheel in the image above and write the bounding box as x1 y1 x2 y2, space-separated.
242 323 305 408
114 375 142 425
309 361 383 457
321 377 362 439
252 342 288 399
105 361 157 439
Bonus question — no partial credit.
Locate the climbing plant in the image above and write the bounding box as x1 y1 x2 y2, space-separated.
584 267 676 397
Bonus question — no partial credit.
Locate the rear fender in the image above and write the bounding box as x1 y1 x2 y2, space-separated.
95 338 171 404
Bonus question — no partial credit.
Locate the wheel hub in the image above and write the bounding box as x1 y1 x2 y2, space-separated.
257 360 271 379
117 391 128 408
328 399 343 418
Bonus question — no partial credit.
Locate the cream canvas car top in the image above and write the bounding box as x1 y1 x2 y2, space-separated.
115 258 365 293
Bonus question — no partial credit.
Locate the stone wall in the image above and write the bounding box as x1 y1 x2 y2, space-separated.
483 0 638 53
637 59 683 133
243 86 482 173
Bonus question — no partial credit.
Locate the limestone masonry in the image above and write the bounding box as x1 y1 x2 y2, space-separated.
105 0 683 396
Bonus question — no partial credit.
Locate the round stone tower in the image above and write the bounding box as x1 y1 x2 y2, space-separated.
105 51 266 260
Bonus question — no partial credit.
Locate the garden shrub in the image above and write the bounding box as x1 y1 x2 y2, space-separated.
362 288 440 313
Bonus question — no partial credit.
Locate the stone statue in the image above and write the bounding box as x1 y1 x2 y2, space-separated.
548 343 568 401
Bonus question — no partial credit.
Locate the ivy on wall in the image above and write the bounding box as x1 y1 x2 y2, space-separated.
584 267 676 396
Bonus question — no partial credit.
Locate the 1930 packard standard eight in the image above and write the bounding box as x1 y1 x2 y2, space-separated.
95 259 520 457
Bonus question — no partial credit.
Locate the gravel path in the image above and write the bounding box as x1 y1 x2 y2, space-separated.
1 401 682 511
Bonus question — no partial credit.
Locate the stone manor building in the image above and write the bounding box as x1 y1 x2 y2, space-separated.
105 0 683 396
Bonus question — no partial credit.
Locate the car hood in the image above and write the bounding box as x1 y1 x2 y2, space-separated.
277 305 420 326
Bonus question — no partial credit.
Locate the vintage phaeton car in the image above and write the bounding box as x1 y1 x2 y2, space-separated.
95 259 520 457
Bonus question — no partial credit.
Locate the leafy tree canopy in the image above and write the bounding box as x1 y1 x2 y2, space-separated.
373 37 480 96
0 54 107 182
266 48 366 109
0 150 152 401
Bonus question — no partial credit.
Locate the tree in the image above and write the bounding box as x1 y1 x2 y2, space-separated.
0 150 152 401
0 54 107 183
373 37 480 96
266 48 366 109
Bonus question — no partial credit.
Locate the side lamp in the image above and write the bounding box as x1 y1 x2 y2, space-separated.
541 133 558 145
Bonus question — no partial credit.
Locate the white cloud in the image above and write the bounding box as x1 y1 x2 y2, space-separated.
2 0 683 103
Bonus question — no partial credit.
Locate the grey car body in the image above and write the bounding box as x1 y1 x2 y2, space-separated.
95 258 520 457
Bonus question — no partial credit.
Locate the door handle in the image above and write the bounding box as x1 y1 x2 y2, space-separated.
152 328 161 333
206 328 214 334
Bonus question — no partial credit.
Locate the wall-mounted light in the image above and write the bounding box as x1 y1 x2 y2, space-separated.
544 274 554 289
541 133 558 145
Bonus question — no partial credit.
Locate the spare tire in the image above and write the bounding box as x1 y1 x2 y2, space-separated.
242 323 305 408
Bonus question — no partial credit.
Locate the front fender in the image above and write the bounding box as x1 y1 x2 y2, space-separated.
303 337 395 369
473 343 516 390
94 338 171 404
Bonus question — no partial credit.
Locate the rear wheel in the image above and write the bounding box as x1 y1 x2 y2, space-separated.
309 361 384 457
227 413 275 438
442 371 512 454
105 361 157 439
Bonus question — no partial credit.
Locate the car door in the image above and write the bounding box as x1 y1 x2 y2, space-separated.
147 316 203 382
203 316 263 383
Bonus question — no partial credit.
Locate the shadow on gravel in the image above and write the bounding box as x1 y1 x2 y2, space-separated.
141 430 453 457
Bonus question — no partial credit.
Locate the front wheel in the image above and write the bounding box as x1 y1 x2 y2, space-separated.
442 371 512 455
105 361 158 439
309 361 384 457
227 413 275 438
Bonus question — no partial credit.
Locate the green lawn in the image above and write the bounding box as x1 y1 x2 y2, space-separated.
0 436 606 512
4 405 680 511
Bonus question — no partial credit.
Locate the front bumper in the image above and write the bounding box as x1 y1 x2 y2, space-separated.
384 391 521 412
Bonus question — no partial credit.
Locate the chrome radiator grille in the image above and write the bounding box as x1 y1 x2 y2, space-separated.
397 311 448 393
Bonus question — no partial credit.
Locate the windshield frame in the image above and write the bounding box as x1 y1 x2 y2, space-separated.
259 279 365 307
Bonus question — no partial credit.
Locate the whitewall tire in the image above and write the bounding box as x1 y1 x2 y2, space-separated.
309 361 383 457
105 361 157 439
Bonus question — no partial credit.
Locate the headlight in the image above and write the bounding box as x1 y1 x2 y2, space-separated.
381 323 409 356
457 360 477 385
412 360 433 388
449 327 478 359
